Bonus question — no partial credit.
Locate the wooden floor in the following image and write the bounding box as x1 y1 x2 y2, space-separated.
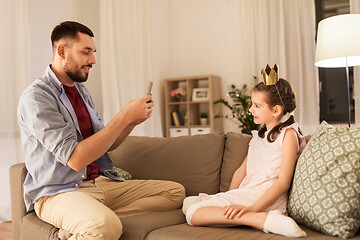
0 222 13 240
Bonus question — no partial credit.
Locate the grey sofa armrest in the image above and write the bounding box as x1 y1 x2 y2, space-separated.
9 162 27 240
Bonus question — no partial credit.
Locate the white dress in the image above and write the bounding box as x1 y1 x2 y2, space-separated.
183 122 306 225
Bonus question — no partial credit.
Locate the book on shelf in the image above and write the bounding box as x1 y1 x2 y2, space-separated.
170 112 175 126
170 111 183 126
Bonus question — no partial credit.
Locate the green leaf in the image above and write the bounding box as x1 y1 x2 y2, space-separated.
213 80 260 131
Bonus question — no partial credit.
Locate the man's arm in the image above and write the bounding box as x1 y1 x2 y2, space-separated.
67 95 153 171
108 122 135 152
108 97 154 152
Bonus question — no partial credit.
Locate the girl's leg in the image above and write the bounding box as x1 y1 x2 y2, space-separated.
189 206 306 237
190 206 266 229
182 196 200 215
263 210 306 237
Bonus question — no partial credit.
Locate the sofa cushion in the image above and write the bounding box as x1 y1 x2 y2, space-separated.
109 133 225 196
146 223 262 240
119 209 185 240
220 132 251 192
145 223 353 240
288 121 360 238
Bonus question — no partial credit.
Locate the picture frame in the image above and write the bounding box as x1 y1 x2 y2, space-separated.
192 88 209 101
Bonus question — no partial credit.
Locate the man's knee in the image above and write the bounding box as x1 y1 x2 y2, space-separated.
99 212 123 240
83 211 122 240
166 181 186 206
171 181 186 197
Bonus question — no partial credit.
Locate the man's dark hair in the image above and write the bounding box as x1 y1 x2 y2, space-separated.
51 21 94 49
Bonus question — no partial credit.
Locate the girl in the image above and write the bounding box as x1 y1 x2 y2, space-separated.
182 67 307 238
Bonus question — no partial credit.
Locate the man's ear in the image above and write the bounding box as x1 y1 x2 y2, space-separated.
57 44 66 60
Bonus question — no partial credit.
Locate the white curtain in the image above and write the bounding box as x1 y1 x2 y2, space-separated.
99 0 162 137
351 0 360 128
0 0 29 222
237 0 319 134
99 0 318 136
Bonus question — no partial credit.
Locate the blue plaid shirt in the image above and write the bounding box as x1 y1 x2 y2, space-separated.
18 65 113 211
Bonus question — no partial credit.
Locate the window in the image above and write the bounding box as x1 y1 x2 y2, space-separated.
315 0 354 124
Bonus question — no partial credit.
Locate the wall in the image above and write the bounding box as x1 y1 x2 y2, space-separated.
26 0 316 135
150 0 317 135
152 0 259 133
27 0 103 116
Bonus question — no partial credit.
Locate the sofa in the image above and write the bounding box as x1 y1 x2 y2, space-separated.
9 132 360 240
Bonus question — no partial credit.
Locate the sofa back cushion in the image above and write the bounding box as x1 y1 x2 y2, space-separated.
220 132 252 192
219 132 310 192
109 133 225 196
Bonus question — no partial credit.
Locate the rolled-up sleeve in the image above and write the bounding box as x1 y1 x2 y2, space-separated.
19 89 78 166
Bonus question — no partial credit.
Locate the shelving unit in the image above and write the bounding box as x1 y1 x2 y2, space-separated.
164 75 223 137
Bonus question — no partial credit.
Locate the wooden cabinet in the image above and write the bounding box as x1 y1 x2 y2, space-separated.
164 75 223 137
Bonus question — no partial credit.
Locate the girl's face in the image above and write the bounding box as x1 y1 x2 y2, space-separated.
249 90 281 129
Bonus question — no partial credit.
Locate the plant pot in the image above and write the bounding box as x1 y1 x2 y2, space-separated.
173 95 186 102
200 118 207 126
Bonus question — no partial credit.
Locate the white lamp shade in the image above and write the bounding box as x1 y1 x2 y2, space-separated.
315 14 360 68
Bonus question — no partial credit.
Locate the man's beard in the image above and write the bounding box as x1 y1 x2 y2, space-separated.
64 61 91 83
66 69 88 83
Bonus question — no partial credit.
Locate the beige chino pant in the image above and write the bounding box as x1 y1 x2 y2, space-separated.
34 176 185 240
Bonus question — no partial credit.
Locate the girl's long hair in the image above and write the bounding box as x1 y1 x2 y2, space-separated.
254 78 302 142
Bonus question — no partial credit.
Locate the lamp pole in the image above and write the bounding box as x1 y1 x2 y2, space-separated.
345 56 351 127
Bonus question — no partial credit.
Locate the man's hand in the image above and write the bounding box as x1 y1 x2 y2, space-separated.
122 95 154 126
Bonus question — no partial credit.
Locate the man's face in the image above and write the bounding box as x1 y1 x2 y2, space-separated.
63 32 96 83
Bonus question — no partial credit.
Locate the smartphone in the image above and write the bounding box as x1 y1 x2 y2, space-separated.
146 81 153 95
146 81 153 103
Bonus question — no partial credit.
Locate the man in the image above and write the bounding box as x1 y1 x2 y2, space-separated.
18 21 185 240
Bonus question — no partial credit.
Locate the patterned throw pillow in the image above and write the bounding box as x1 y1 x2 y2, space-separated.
111 167 132 179
104 167 133 181
288 121 360 239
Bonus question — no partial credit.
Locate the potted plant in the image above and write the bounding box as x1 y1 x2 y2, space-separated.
200 112 208 126
170 87 186 102
214 76 259 134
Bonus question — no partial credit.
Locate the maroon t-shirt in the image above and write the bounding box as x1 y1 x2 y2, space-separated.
63 85 100 181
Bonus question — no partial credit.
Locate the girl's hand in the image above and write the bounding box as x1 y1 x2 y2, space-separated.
224 205 257 219
224 204 245 219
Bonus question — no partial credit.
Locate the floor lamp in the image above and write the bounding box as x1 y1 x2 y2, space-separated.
315 14 360 127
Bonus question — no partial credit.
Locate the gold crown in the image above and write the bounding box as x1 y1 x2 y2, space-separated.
261 64 279 85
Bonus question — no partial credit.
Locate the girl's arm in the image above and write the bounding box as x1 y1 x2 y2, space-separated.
225 128 299 219
228 156 248 190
